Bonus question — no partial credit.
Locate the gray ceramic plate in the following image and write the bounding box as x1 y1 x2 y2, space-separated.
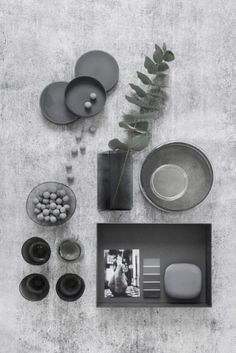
65 76 106 117
140 142 213 212
40 82 78 125
74 50 119 92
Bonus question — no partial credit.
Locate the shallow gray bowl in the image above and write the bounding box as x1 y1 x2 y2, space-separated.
140 142 213 212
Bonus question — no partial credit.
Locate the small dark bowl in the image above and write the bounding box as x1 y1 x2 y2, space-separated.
22 237 51 265
56 274 85 301
19 274 50 301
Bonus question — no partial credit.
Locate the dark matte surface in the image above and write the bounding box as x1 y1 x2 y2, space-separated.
40 82 78 125
21 237 51 265
19 274 50 301
65 76 106 117
74 50 119 92
140 142 213 212
97 223 212 307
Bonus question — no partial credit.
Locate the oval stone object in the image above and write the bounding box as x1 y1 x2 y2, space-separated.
164 263 202 299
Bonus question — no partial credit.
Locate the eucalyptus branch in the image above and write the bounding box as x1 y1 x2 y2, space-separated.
108 43 175 206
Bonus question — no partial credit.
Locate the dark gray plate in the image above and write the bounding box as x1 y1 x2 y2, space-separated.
74 50 119 92
65 76 106 118
140 142 213 212
40 82 78 125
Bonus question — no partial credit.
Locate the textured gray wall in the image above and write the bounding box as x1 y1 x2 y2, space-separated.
0 0 236 352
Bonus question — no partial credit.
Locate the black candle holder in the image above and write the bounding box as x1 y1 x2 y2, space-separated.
19 274 50 301
56 274 85 301
21 237 51 265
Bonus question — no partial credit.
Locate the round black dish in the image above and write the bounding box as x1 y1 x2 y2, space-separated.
140 142 213 212
21 237 51 265
40 82 78 125
56 274 85 301
19 274 50 301
74 50 119 92
65 76 106 118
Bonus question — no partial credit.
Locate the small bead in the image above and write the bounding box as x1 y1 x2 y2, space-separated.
43 191 50 199
50 216 57 223
89 125 96 134
33 198 39 204
50 202 57 210
90 92 97 100
40 204 46 210
37 213 44 221
43 198 49 204
64 204 70 210
62 195 69 203
56 198 63 205
59 213 67 220
34 208 41 215
36 203 41 209
43 209 50 216
60 207 66 213
50 193 57 200
84 101 92 109
53 209 60 216
57 205 62 210
44 216 50 222
59 189 66 197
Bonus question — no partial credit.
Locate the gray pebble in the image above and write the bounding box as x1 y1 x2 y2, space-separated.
67 175 74 183
65 163 72 172
37 213 44 221
59 213 67 220
57 205 62 210
64 204 70 210
36 203 41 209
71 146 78 157
50 193 57 200
89 125 97 134
75 132 82 143
40 204 46 210
80 144 86 154
60 207 66 213
43 191 50 199
44 216 50 222
43 198 49 204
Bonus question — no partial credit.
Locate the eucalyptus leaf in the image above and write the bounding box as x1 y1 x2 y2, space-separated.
108 139 129 151
129 83 147 97
128 133 151 151
163 50 175 62
157 62 169 72
125 95 156 109
130 121 149 132
144 56 158 74
153 45 163 64
123 112 155 123
137 71 152 85
119 121 147 135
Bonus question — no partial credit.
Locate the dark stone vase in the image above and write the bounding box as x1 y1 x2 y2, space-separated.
97 151 133 210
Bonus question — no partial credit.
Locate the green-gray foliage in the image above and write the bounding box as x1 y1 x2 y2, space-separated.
108 43 175 153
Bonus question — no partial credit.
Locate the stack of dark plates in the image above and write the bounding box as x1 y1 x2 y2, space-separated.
40 50 119 125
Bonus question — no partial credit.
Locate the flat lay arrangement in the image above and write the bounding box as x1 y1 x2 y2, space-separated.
20 45 213 307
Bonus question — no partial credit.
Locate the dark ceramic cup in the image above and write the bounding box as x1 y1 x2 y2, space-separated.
56 274 85 301
19 274 50 301
22 237 51 265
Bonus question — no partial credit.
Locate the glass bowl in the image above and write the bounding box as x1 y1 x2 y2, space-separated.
26 182 76 226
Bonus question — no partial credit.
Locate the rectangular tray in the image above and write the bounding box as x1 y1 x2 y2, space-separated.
97 223 212 307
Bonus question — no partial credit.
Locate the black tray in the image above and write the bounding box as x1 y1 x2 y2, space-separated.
97 223 212 307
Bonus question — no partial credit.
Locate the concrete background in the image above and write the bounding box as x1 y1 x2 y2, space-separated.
0 0 236 352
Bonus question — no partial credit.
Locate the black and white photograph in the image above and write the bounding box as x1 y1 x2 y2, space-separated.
104 249 140 298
